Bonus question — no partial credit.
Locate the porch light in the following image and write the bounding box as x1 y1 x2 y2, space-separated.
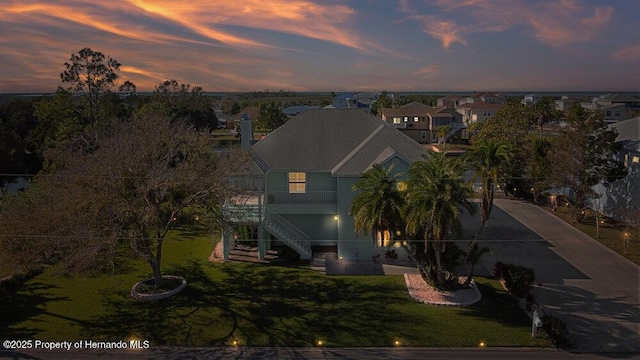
396 230 402 236
479 341 486 347
397 181 407 192
334 215 339 221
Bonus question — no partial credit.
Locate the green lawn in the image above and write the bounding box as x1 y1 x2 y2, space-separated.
1 229 551 348
540 205 640 266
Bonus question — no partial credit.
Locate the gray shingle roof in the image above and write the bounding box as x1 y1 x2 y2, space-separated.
610 116 640 151
249 109 426 174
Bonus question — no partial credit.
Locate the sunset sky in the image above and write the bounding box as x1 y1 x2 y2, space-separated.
1 0 639 93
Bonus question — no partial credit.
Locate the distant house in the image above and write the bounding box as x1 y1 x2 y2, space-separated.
380 105 464 144
222 109 427 262
456 91 505 106
590 116 640 218
592 93 640 111
581 102 632 124
455 101 503 125
436 94 464 108
331 93 377 111
282 105 319 118
555 95 582 112
521 94 542 105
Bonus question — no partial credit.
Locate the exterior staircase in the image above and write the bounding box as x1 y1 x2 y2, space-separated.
445 122 466 140
228 244 281 263
262 207 312 259
222 202 313 260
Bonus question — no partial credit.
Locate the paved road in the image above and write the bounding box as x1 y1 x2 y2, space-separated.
477 199 640 351
3 347 639 360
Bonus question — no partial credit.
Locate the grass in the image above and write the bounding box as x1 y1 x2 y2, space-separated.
540 204 640 266
1 229 552 348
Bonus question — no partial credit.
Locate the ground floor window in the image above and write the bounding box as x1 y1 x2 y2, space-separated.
376 230 391 247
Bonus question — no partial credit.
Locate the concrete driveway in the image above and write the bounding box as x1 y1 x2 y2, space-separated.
465 198 639 351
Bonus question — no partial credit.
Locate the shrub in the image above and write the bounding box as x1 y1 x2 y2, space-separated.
540 315 572 348
493 261 506 278
494 261 536 298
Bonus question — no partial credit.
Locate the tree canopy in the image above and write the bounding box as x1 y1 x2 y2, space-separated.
549 105 627 220
60 47 125 125
256 102 287 131
0 114 247 285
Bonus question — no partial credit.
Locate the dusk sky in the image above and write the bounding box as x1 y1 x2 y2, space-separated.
2 0 639 93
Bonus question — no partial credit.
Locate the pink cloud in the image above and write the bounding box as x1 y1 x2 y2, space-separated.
613 43 640 62
405 1 613 48
414 64 440 78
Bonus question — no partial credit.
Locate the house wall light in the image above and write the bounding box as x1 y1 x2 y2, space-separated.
334 215 339 221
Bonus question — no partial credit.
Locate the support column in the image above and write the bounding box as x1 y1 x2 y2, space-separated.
222 229 235 260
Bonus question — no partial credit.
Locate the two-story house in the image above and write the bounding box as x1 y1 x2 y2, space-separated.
222 109 427 262
436 94 464 108
380 103 464 144
590 116 640 219
455 101 503 125
581 102 632 124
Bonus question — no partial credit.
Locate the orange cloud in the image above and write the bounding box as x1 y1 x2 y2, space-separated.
407 1 613 48
528 2 612 46
126 0 373 52
613 43 640 62
421 18 466 49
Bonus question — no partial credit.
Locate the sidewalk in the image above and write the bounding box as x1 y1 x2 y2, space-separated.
492 199 640 351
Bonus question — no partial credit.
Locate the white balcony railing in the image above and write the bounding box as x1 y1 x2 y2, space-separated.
268 191 336 204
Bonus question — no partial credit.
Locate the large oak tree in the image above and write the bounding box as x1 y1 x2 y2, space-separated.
1 114 247 286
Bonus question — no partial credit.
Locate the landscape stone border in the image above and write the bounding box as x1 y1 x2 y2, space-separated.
404 274 481 306
131 275 187 301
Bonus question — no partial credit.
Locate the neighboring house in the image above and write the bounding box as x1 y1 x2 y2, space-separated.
592 93 640 111
380 105 464 144
436 94 464 108
283 105 319 118
332 93 377 111
222 109 427 262
521 94 542 105
590 116 640 218
457 91 505 105
455 101 503 125
555 95 582 112
581 102 631 123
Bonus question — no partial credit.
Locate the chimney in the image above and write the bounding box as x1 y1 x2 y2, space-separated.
241 114 253 149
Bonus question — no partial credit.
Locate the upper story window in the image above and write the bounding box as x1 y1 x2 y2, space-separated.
414 116 419 122
403 116 408 122
288 172 306 193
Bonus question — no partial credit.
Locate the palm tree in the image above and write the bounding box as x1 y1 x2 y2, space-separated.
404 152 474 287
464 139 511 227
349 164 404 245
461 139 511 284
436 125 452 149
